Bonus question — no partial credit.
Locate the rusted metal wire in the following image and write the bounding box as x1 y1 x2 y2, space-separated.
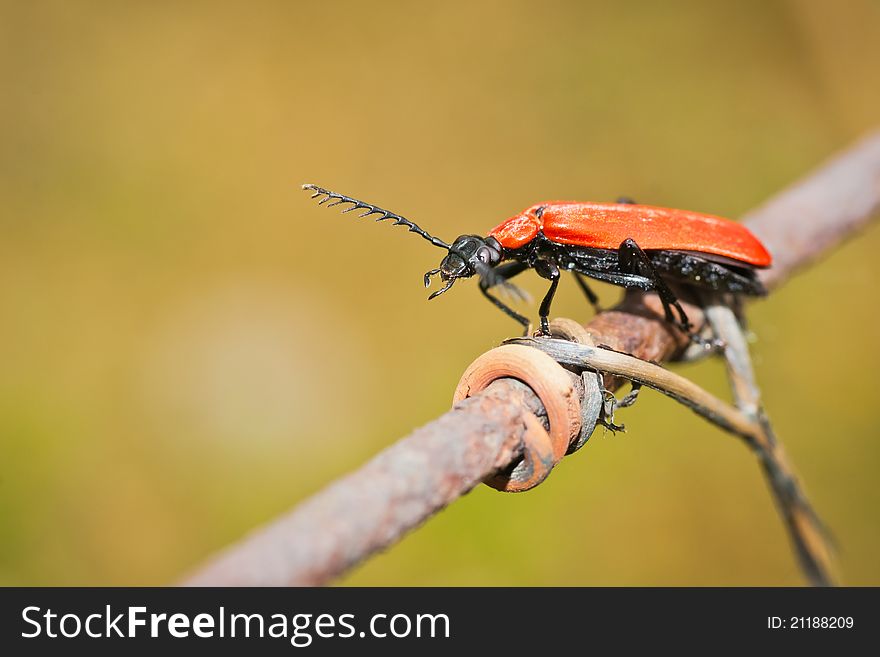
182 130 880 587
183 378 540 586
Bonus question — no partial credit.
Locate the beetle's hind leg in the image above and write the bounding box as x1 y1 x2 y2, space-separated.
616 238 716 348
618 239 690 329
595 373 641 433
615 381 642 409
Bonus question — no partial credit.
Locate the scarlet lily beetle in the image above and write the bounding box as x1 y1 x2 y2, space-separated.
302 184 772 337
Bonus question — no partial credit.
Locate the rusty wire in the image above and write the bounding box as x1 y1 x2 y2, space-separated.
182 130 880 587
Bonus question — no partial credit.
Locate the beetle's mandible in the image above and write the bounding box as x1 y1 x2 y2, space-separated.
301 184 772 338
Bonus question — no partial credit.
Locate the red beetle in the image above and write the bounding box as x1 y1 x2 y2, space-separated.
303 185 772 337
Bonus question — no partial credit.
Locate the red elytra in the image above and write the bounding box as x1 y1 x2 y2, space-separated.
489 202 772 268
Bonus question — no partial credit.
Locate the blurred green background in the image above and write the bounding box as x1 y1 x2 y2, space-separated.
1 0 879 586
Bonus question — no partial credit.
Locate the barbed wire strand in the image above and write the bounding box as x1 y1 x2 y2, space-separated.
182 130 880 587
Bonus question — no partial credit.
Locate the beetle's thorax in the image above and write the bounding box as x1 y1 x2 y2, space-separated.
488 209 544 250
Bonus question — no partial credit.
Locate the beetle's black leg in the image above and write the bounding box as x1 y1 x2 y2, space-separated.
615 381 642 409
617 238 692 332
573 272 602 313
534 260 560 336
479 261 530 334
595 372 626 432
597 378 642 432
480 286 530 334
616 196 638 205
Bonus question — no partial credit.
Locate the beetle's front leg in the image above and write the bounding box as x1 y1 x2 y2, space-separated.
534 259 560 336
479 261 531 335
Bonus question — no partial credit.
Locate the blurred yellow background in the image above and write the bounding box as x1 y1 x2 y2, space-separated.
1 0 879 586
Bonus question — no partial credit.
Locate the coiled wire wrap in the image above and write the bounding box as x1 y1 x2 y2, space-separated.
453 319 604 492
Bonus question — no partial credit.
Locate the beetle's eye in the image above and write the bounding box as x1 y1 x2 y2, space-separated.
476 247 491 263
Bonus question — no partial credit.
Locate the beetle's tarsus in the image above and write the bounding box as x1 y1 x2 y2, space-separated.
599 417 626 433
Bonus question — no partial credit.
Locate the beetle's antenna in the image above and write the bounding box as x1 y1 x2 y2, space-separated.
302 184 450 250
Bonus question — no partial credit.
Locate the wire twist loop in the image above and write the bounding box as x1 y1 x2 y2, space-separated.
453 318 604 492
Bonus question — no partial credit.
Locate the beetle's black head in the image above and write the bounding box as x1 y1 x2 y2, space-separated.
424 235 502 300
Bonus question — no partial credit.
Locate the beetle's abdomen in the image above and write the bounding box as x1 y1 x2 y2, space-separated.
537 202 772 268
